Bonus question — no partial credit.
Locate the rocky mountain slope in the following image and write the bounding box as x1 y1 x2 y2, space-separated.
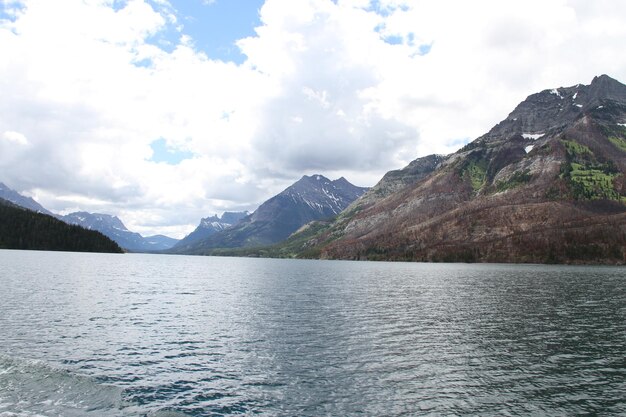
294 75 626 264
0 198 123 253
0 182 54 216
174 175 367 254
172 211 248 252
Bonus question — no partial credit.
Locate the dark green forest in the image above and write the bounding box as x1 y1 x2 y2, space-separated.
0 199 123 253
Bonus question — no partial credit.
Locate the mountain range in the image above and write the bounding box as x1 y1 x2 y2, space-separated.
0 184 180 252
0 175 366 255
62 212 178 252
171 175 368 254
281 74 626 264
2 74 625 263
0 197 123 253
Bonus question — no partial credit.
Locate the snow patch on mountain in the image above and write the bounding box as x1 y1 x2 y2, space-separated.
522 133 544 140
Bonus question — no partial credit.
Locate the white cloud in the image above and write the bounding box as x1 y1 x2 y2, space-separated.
2 130 28 145
1 0 625 238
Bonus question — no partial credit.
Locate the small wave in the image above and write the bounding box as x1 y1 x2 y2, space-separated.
0 354 124 417
0 355 192 417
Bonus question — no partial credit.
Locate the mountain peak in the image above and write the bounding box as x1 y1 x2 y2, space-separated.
299 174 331 183
64 211 129 232
173 210 249 250
201 214 221 224
200 211 248 227
487 75 626 140
587 73 626 102
591 73 621 86
332 176 350 186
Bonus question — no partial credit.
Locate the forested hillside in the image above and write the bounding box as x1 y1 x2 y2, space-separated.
0 199 123 253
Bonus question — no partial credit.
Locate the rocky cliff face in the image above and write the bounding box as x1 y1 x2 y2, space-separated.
301 75 626 264
174 175 368 253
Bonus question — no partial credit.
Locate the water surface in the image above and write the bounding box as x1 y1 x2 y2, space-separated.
0 250 625 416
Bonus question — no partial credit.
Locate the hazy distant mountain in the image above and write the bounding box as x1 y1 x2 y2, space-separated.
62 212 178 252
144 234 180 250
0 198 123 253
173 211 248 251
174 175 368 254
0 182 54 216
293 74 626 264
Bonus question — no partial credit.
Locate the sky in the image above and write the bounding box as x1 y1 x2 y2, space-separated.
1 0 626 239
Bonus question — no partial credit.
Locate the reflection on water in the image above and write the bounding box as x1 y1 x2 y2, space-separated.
0 250 625 416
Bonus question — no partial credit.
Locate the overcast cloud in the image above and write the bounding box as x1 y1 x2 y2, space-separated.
1 0 625 238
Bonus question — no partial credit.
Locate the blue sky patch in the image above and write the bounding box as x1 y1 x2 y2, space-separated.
0 1 25 24
418 43 432 56
110 0 127 12
168 0 264 64
382 35 403 45
132 58 154 69
367 0 409 17
149 138 194 165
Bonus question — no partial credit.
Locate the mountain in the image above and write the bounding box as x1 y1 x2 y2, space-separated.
62 212 178 252
0 183 179 252
144 234 180 250
173 211 248 252
0 198 123 253
0 182 55 216
353 154 445 208
174 175 368 254
291 75 626 264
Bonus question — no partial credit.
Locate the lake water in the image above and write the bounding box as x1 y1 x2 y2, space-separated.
0 250 625 416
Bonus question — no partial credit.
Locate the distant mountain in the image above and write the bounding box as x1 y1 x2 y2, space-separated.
62 212 178 252
0 182 55 216
173 175 368 254
144 234 180 250
173 211 248 251
0 183 179 252
290 74 626 264
0 198 123 253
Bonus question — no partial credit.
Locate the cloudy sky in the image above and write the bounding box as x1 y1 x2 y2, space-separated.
1 0 625 238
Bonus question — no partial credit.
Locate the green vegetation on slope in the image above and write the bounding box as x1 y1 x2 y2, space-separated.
568 162 621 200
467 161 487 191
562 140 593 157
560 139 624 201
496 170 532 192
608 136 626 152
0 200 123 253
458 153 488 192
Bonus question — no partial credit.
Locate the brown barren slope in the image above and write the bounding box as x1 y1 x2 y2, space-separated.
303 75 626 264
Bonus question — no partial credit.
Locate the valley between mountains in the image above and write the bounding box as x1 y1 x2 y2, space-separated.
2 75 625 264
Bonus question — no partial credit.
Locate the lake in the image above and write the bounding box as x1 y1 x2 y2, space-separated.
0 250 624 416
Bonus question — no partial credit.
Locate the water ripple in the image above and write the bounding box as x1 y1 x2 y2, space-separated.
0 252 625 416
